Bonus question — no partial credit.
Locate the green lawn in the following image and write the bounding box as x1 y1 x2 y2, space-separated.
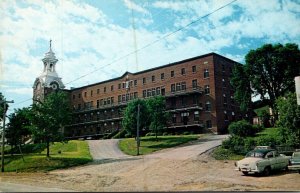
255 127 279 138
119 135 201 156
1 140 92 172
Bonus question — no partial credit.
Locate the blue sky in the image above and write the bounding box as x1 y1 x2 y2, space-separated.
1 0 300 114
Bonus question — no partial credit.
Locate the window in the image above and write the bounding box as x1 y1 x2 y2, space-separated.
181 68 186 75
78 93 81 98
172 114 177 123
122 82 125 89
73 95 75 100
84 92 87 97
171 98 176 107
129 81 133 88
181 82 186 90
134 92 138 98
143 77 146 84
152 88 156 96
100 99 103 106
181 96 186 107
152 75 155 82
111 85 114 91
118 95 121 102
194 111 199 121
91 90 93 97
222 78 226 87
134 80 137 86
97 100 100 108
205 101 212 111
111 97 114 104
161 87 165 96
156 87 161 95
126 93 129 101
171 70 174 77
147 89 151 97
104 99 107 105
118 83 121 89
97 89 100 94
176 83 181 91
204 85 210 94
107 98 111 105
143 90 146 98
206 120 212 128
192 65 196 73
171 84 175 92
122 94 125 102
223 94 227 104
161 73 164 80
193 95 198 105
192 79 197 88
104 87 106 93
224 111 228 121
130 93 133 100
204 69 209 78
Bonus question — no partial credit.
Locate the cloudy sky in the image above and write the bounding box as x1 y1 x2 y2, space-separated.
1 0 300 114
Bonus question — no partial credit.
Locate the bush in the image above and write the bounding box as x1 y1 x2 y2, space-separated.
183 131 190 135
244 137 256 152
145 133 155 136
125 133 132 138
255 135 281 146
228 120 256 137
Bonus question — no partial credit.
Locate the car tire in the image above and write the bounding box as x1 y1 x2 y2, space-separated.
242 171 249 176
263 166 271 176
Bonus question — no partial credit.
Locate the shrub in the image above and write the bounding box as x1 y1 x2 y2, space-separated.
183 131 190 135
228 120 256 137
145 133 155 136
244 137 256 152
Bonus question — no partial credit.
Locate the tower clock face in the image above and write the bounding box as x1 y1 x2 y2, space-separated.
50 82 59 90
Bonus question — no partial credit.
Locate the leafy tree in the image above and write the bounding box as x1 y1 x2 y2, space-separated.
28 91 71 157
257 110 271 128
6 108 31 150
228 120 256 137
0 92 6 122
276 93 300 147
122 99 149 137
230 64 252 112
231 43 300 117
146 96 169 140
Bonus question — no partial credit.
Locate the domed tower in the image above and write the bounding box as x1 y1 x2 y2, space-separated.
33 40 65 103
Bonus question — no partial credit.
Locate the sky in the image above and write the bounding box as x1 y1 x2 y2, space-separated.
0 0 300 114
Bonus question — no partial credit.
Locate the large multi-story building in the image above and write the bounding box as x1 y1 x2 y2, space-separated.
33 43 251 139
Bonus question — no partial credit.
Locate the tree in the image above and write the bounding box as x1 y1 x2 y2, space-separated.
146 96 169 140
276 93 300 147
6 108 31 150
122 99 149 137
230 64 252 112
231 43 300 117
0 92 6 122
28 91 71 157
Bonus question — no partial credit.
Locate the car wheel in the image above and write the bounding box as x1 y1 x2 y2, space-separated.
242 171 249 176
263 167 271 176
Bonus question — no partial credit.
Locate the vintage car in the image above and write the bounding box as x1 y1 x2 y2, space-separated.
234 148 290 176
288 150 300 174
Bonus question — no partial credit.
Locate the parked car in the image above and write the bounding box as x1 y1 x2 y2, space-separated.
234 148 290 176
288 150 300 174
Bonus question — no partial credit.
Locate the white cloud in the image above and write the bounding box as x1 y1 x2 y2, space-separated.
123 0 149 15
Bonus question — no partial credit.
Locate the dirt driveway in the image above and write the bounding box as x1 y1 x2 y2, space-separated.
0 134 299 191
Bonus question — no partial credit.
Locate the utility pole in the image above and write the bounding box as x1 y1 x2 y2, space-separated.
136 104 140 155
1 99 14 172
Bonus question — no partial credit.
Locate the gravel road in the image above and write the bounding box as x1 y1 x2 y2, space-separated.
0 134 299 192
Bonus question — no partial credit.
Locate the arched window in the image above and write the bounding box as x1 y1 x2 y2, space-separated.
205 101 211 111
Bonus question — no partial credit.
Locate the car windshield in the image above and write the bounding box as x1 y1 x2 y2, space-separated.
245 151 264 158
293 152 300 158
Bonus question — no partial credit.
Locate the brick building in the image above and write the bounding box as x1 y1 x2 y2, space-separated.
33 43 250 138
64 53 250 138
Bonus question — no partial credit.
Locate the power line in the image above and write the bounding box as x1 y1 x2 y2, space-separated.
13 0 238 106
65 0 238 86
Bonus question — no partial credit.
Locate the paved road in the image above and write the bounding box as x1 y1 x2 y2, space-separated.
87 139 132 160
0 182 74 192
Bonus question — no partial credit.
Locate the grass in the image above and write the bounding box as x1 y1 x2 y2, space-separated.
119 134 201 156
255 127 279 138
1 140 92 172
212 146 244 160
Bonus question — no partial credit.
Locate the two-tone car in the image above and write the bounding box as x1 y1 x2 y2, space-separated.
235 148 290 176
288 150 300 174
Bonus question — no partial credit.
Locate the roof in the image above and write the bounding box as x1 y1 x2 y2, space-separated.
251 149 276 154
69 52 240 91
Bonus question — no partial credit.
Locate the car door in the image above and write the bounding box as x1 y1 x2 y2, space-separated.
265 151 276 170
274 151 287 169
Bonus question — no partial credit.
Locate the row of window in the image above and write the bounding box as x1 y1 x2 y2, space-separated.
142 87 166 98
117 92 138 103
72 68 212 99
